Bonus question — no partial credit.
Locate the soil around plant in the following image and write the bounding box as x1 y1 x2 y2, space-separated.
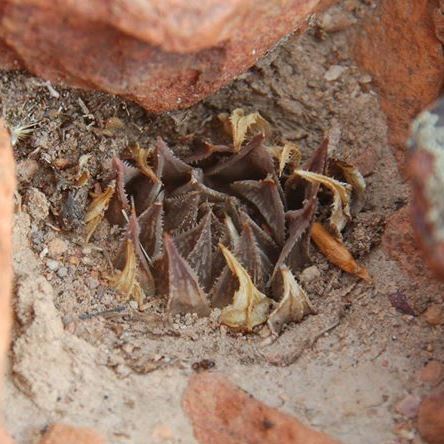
1 2 443 444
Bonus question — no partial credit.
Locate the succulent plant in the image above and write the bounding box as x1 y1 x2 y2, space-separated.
86 110 368 333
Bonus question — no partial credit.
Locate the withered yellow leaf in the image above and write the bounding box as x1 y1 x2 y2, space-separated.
311 222 371 282
85 181 115 242
131 143 158 182
268 142 301 176
229 108 271 152
330 159 366 214
219 244 272 332
110 239 145 307
294 169 352 236
75 154 91 186
267 266 315 336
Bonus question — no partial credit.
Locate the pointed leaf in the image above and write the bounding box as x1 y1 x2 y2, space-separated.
164 234 210 317
205 134 274 181
156 137 192 186
164 191 201 232
110 239 145 307
231 175 285 245
267 266 315 336
174 209 213 291
139 201 164 260
171 169 227 202
228 108 271 151
268 142 301 176
329 159 366 215
219 244 272 332
294 169 352 237
85 181 115 242
270 195 317 284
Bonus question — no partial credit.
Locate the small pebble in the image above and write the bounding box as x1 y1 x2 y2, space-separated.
324 65 347 81
423 304 444 326
86 277 99 290
418 361 444 386
359 74 373 84
26 187 49 222
46 259 60 271
128 300 138 310
395 394 421 419
16 159 39 183
300 265 321 284
57 267 68 278
48 238 68 257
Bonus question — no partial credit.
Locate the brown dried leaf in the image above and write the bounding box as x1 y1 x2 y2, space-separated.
219 244 272 332
229 108 271 152
85 181 115 242
268 142 301 176
267 266 315 336
294 169 352 236
329 159 366 214
75 153 91 186
311 222 371 282
110 238 145 307
131 143 158 183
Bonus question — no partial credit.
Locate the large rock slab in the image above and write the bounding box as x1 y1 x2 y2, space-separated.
0 0 334 112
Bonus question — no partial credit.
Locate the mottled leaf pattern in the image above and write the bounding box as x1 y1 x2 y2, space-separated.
91 111 366 333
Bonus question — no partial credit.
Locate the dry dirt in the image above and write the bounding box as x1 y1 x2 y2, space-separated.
1 2 443 444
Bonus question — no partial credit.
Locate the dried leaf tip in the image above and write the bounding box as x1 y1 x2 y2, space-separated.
268 142 301 176
267 266 315 336
228 108 271 151
110 238 145 307
219 243 272 332
329 159 366 214
85 181 115 242
131 143 158 183
311 222 371 282
294 169 352 236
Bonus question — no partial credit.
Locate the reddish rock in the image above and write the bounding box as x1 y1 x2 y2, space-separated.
382 207 444 309
0 120 15 384
423 304 444 326
353 0 444 166
382 207 436 279
38 424 106 444
0 0 334 113
183 372 339 444
0 121 15 444
418 361 444 386
395 395 421 419
0 426 14 444
417 391 444 444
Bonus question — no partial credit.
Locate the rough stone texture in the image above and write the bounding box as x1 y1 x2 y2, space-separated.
417 361 444 386
423 304 444 326
0 426 14 444
0 0 334 113
353 0 444 165
38 424 106 444
382 206 444 311
183 372 339 444
417 390 444 444
0 120 15 439
382 207 438 280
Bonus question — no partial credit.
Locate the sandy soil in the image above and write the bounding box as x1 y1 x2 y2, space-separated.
1 2 443 443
